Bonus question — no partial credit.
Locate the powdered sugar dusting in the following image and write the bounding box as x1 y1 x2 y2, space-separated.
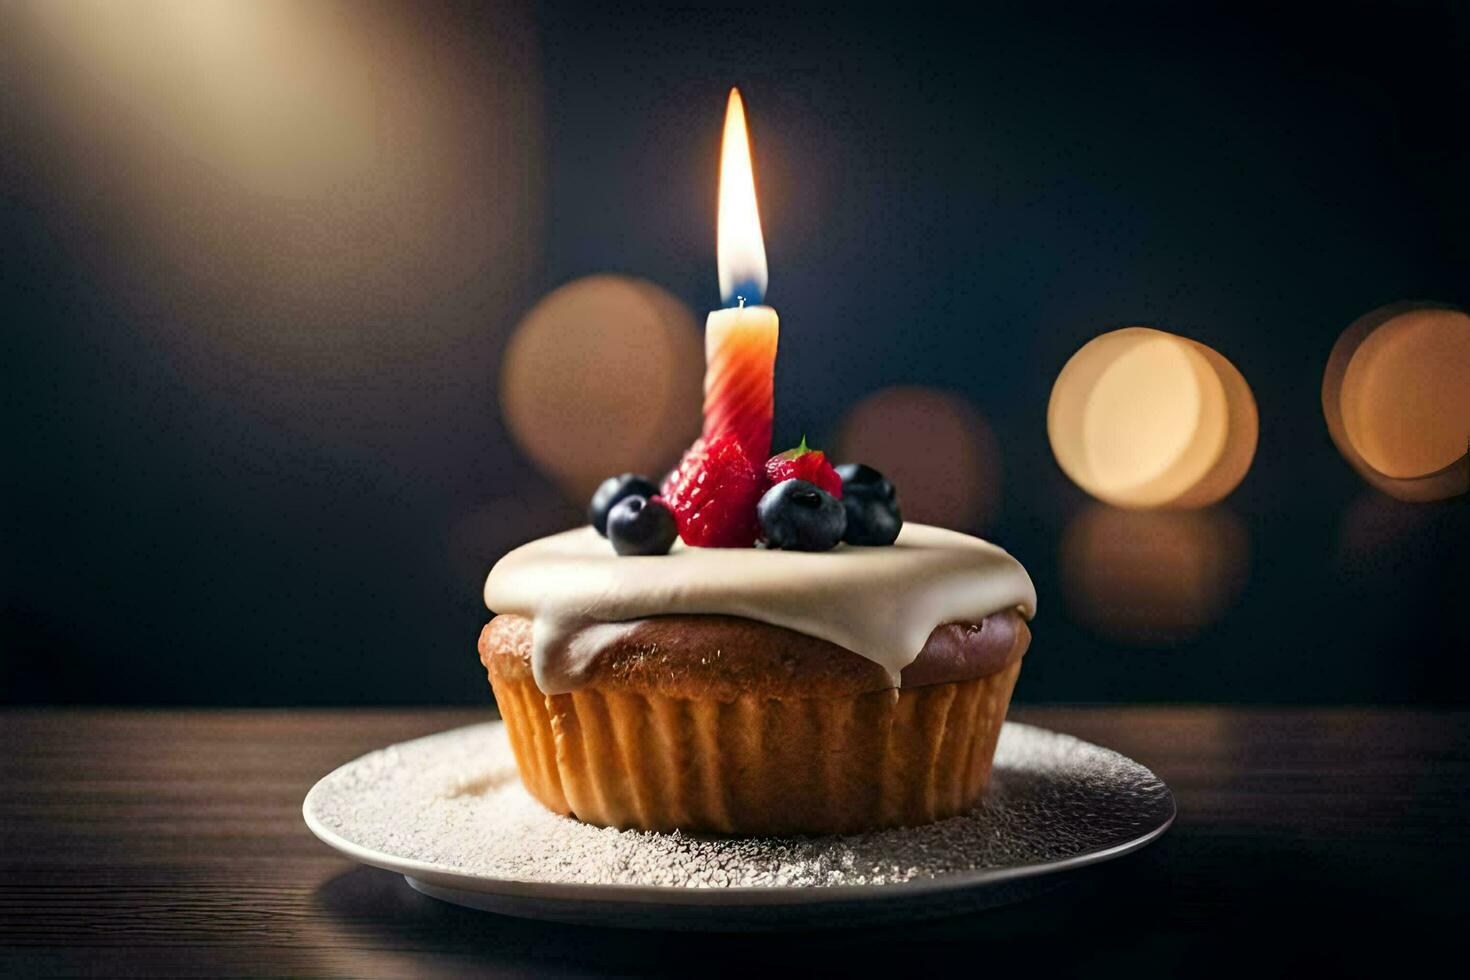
305 721 1171 890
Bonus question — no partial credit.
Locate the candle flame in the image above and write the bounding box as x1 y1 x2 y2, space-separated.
717 88 768 307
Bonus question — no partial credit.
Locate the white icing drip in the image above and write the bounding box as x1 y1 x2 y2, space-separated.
483 523 1037 695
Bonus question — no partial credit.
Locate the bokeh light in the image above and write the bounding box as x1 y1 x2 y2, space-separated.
1323 302 1469 502
835 386 1000 531
1061 504 1249 646
1048 327 1258 509
500 275 704 500
31 0 377 199
15 0 543 382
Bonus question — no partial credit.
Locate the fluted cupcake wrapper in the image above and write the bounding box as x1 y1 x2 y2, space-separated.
487 660 1022 836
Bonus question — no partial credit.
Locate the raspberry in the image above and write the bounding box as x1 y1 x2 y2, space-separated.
661 433 765 548
764 438 843 499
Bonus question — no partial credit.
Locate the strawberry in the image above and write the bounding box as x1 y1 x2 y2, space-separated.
661 433 765 548
764 437 843 499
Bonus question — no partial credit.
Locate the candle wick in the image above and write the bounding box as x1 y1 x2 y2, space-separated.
738 295 746 309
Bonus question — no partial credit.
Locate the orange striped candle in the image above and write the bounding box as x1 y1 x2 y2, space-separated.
703 301 778 461
704 87 777 462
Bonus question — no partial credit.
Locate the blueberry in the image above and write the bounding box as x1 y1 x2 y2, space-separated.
607 496 678 556
757 479 846 551
835 463 895 500
836 463 902 546
589 473 658 536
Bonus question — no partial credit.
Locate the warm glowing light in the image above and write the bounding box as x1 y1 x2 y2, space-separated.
501 276 703 500
1060 504 1248 646
837 386 1001 531
1323 302 1470 501
716 88 768 306
33 0 378 198
1048 327 1257 509
20 0 544 378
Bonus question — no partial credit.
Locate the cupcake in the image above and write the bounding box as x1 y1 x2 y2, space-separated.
478 439 1036 835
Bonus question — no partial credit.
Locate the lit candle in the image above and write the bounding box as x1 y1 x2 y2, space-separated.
703 88 778 463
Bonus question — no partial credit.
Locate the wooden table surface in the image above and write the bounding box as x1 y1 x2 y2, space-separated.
3 707 1467 977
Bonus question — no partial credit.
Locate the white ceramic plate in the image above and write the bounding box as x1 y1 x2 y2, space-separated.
304 721 1174 930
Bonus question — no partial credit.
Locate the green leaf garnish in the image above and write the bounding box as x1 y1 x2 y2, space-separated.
777 435 817 460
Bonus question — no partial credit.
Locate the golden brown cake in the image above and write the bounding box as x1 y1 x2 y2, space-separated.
478 523 1037 836
480 611 1028 835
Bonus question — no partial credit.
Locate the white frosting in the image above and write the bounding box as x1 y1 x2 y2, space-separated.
483 523 1037 695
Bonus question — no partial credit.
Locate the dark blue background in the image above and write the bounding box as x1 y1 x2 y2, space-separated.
3 2 1466 704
